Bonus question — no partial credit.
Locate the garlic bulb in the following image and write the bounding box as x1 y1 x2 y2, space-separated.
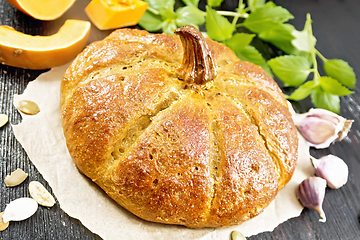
292 108 353 149
311 155 348 189
297 177 327 222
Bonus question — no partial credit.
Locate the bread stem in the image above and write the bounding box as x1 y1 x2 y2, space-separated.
174 25 217 85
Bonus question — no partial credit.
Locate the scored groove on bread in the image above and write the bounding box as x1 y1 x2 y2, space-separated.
110 90 180 163
61 26 298 228
208 103 222 214
222 94 283 179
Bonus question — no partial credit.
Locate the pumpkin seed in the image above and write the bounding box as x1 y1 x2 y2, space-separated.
2 198 38 223
0 114 8 127
16 100 40 115
29 181 55 207
231 230 246 240
4 168 28 187
0 212 9 231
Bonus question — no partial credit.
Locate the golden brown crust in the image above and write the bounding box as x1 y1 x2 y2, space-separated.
61 28 298 228
205 98 279 227
110 96 213 226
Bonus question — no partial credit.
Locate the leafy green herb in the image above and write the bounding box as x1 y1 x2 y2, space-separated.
223 33 256 52
139 0 356 113
138 0 205 34
138 11 163 31
323 59 356 88
311 87 340 114
242 6 294 33
287 81 316 101
319 76 354 96
268 55 311 86
224 33 271 74
237 45 273 76
181 0 199 7
291 16 316 52
247 0 266 12
207 0 223 7
278 14 354 113
176 6 205 27
258 23 296 54
205 6 235 41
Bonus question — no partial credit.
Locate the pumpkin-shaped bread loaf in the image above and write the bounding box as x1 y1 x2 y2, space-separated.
61 26 298 228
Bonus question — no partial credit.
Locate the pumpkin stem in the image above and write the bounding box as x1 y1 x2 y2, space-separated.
174 25 217 85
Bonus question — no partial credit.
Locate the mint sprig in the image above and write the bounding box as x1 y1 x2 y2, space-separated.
138 0 205 34
205 6 235 41
281 14 354 113
139 0 356 113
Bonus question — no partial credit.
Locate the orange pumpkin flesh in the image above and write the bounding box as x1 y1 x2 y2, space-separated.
0 19 91 70
85 0 148 30
5 0 77 20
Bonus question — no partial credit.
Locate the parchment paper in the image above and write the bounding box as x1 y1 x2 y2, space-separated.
11 63 313 240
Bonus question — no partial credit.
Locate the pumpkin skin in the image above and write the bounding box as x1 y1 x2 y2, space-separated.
0 20 91 70
85 0 148 30
61 26 298 228
6 0 76 20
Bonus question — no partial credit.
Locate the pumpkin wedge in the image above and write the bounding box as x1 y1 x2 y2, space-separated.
5 0 76 20
0 19 91 70
85 0 148 30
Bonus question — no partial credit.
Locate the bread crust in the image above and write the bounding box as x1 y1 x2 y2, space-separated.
61 28 298 228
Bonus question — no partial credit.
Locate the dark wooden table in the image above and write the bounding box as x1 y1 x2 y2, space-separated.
1 0 359 239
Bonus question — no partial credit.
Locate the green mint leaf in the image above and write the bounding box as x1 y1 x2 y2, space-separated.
258 23 296 54
208 0 224 7
291 14 316 52
181 0 199 7
138 11 163 32
296 50 313 65
311 87 340 113
268 55 311 86
144 0 174 13
287 81 317 101
236 45 273 77
142 0 177 33
264 1 277 8
319 76 354 96
244 20 278 35
243 6 294 33
323 59 356 88
247 0 266 12
224 33 255 52
159 0 176 19
176 6 205 26
162 20 177 35
205 6 235 41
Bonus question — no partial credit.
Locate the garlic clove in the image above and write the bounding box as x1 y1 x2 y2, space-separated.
297 116 336 145
2 198 38 223
311 155 348 189
297 177 327 222
4 168 28 187
293 108 353 149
